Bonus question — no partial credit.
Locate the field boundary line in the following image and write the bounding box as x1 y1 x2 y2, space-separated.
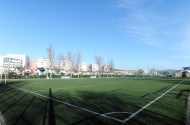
8 84 125 123
124 78 187 123
34 82 119 92
104 112 133 115
0 114 6 125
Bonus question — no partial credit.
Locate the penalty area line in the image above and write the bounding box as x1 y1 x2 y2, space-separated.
123 78 187 123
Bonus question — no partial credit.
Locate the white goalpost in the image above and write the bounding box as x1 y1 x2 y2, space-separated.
0 68 7 84
5 73 6 84
0 71 1 83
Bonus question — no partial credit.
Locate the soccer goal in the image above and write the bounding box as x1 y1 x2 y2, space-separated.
0 70 1 83
0 68 7 84
0 68 3 83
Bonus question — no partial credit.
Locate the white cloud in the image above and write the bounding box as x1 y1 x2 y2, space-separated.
115 0 190 48
117 0 142 10
116 0 166 47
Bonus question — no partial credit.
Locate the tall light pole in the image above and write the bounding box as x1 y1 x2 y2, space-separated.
44 59 49 79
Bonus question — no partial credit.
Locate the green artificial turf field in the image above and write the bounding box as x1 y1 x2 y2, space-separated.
0 77 189 125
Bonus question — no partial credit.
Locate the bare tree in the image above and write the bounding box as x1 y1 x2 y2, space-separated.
138 69 144 75
94 55 104 78
67 51 75 78
53 66 60 78
76 52 81 78
72 54 76 71
17 66 25 75
108 58 114 77
23 61 31 76
58 53 65 62
58 53 65 71
46 45 54 78
150 68 156 74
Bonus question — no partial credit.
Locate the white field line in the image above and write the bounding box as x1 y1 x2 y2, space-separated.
104 112 133 115
123 78 187 123
0 114 6 125
8 84 125 123
34 82 119 92
8 79 186 123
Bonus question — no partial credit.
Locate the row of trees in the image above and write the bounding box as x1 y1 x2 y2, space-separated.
132 69 157 74
46 45 115 78
94 55 114 78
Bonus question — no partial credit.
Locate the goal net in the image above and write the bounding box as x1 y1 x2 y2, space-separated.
0 68 8 84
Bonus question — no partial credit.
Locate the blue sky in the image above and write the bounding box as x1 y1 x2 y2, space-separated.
0 0 190 70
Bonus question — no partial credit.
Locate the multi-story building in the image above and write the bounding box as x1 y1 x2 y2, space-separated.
102 65 111 72
183 67 190 71
182 67 190 77
89 64 99 72
78 62 87 72
0 54 30 71
60 60 72 72
30 58 52 75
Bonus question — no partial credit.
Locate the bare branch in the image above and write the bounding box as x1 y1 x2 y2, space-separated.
108 58 114 73
94 55 104 78
67 51 72 62
76 52 81 71
138 69 144 74
46 44 54 78
58 53 65 64
72 53 76 70
67 51 74 78
76 52 81 64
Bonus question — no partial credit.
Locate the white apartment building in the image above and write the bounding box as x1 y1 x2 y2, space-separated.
102 65 111 72
78 62 87 72
36 58 51 68
0 54 30 71
89 64 99 72
60 60 72 71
